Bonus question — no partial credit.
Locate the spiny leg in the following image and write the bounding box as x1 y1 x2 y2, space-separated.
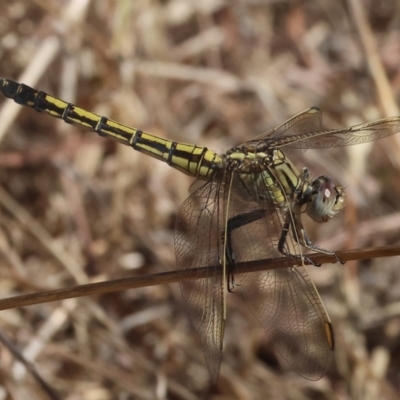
278 208 342 266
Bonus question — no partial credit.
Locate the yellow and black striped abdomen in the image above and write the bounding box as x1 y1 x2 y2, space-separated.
0 78 221 179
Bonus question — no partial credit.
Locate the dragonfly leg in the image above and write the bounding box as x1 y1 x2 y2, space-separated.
224 209 267 292
227 273 236 293
278 207 343 265
302 230 344 264
277 212 320 266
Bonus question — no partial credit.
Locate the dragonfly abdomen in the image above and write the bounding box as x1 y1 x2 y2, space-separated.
0 78 221 179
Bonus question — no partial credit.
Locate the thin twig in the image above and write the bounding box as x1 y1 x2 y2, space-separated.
0 329 61 400
0 244 399 311
0 185 87 284
347 0 399 117
347 0 400 170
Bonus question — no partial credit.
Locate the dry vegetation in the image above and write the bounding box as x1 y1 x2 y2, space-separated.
0 0 400 399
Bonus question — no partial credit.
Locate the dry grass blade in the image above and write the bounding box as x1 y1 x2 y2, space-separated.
0 329 60 400
0 1 400 398
347 0 398 117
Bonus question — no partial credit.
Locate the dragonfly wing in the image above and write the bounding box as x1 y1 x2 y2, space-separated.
175 175 227 382
228 173 332 379
274 116 400 149
249 108 322 142
238 266 333 380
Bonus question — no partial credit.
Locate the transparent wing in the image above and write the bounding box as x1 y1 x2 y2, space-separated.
174 174 228 382
238 267 333 380
228 172 333 380
272 115 400 149
249 107 322 141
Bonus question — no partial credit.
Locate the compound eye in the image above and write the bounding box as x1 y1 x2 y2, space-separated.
307 176 346 223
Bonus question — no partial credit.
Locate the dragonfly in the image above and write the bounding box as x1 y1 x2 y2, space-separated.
1 78 399 382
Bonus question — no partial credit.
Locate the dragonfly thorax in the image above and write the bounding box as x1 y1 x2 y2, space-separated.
222 147 300 209
225 147 273 173
304 176 346 223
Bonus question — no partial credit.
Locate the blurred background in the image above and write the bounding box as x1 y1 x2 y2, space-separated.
0 0 400 399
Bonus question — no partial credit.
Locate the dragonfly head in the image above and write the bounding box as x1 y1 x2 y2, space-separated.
306 176 345 223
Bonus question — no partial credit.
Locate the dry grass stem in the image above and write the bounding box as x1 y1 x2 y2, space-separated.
0 1 399 398
0 244 399 313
